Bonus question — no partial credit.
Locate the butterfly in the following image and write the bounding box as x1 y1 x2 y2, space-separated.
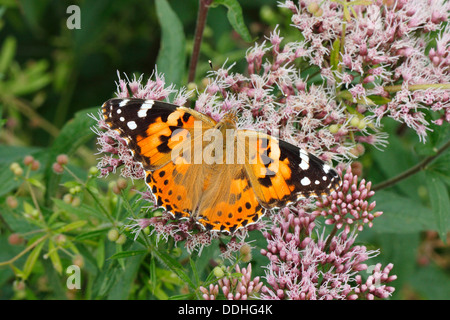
101 98 342 233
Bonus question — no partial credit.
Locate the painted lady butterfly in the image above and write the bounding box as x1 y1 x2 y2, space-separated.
101 98 341 233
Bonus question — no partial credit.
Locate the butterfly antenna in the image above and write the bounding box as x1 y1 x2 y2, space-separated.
208 59 227 101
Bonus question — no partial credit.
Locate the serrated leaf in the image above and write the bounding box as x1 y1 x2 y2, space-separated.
155 0 186 88
426 173 450 242
213 0 252 42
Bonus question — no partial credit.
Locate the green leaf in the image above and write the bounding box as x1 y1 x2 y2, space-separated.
213 0 252 42
409 263 450 299
27 178 45 190
54 220 87 233
75 228 109 241
152 248 195 290
169 293 196 300
190 256 199 287
155 0 186 88
44 107 98 206
376 232 420 298
149 255 157 295
47 239 63 274
426 172 450 242
22 237 46 280
330 38 340 71
343 6 351 22
371 190 436 233
0 146 46 197
108 250 148 260
0 36 16 74
107 243 147 299
53 198 106 221
367 94 392 105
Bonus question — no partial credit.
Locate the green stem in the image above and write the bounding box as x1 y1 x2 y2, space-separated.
324 225 338 252
64 166 114 223
373 139 450 191
384 83 450 93
0 234 48 267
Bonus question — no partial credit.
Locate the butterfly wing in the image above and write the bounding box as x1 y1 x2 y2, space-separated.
102 98 216 221
237 130 341 209
102 98 216 170
195 164 264 233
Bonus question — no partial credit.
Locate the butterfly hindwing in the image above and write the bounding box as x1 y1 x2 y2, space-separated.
196 165 264 233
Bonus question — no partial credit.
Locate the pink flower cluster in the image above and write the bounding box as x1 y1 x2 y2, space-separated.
280 0 450 142
314 167 382 233
200 264 264 300
259 167 396 300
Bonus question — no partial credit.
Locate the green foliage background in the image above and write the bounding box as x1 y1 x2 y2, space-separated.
0 0 449 300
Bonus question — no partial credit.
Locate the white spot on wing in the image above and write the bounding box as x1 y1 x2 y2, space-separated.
117 109 122 114
323 164 330 174
301 177 311 186
299 160 309 170
119 99 129 107
299 149 309 164
119 117 125 122
127 121 137 130
137 101 154 118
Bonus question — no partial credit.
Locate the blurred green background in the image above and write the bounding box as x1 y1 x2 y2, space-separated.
0 0 449 300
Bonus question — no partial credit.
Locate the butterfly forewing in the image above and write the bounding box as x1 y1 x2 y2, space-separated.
102 98 216 170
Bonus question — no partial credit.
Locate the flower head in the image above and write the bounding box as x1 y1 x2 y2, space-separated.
259 166 395 300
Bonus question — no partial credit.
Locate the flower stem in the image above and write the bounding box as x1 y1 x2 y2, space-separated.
383 83 450 93
373 139 450 191
0 234 48 267
324 225 338 252
188 0 213 83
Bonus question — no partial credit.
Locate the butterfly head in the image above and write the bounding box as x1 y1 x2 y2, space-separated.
216 109 238 133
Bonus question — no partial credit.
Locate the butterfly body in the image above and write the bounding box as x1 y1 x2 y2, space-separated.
102 98 341 233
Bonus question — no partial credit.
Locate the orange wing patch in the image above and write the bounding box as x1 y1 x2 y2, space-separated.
197 166 264 233
146 161 201 220
237 131 295 208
